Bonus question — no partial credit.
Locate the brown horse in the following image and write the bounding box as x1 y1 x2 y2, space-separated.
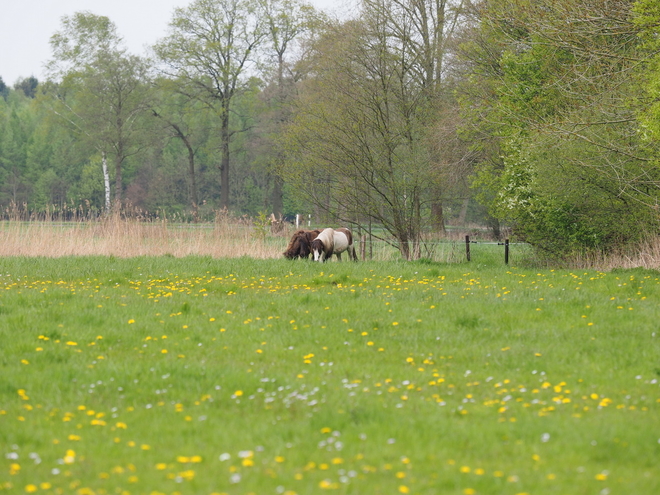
283 229 322 259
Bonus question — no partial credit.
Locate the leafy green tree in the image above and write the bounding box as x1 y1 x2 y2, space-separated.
13 77 39 98
151 79 219 221
0 92 35 206
634 0 660 167
259 0 319 216
47 12 153 211
0 77 9 100
155 0 267 210
460 0 659 256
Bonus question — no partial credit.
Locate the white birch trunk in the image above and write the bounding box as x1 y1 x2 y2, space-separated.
102 152 111 212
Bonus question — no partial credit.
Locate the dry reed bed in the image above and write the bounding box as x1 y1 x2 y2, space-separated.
2 220 659 268
0 220 285 259
571 239 660 271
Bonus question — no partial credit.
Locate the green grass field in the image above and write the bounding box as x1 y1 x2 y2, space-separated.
1 255 659 495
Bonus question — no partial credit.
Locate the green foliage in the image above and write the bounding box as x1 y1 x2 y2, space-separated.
251 210 271 241
13 76 39 98
462 0 660 257
633 0 660 161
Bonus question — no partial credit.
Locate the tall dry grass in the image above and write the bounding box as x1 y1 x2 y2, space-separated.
0 215 288 259
566 237 660 271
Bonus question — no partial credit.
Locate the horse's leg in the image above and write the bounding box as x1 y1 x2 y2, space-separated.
337 252 342 262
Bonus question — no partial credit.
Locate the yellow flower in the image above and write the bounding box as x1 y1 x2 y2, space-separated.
398 486 410 494
25 484 38 493
128 319 135 324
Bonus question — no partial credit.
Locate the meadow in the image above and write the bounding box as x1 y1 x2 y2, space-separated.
0 230 659 494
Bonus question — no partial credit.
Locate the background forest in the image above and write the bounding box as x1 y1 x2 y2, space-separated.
1 0 659 260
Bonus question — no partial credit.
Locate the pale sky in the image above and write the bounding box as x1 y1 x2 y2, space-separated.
0 0 351 85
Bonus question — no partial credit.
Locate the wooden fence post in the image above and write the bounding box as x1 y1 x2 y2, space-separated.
465 235 471 262
360 235 366 261
505 238 509 264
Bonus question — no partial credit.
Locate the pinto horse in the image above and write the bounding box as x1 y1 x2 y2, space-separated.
312 228 358 262
283 229 322 259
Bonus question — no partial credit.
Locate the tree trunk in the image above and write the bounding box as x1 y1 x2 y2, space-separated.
457 197 469 225
272 52 286 218
114 142 123 206
431 199 445 232
220 108 230 210
102 151 110 213
272 175 284 218
186 140 199 223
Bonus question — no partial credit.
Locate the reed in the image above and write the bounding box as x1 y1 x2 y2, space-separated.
0 215 284 259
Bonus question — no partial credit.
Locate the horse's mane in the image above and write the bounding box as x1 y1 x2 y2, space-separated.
283 229 322 259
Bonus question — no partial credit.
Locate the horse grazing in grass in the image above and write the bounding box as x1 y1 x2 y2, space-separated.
283 229 322 259
312 228 358 262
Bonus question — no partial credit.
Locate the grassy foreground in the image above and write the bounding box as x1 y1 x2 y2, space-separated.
1 256 659 495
